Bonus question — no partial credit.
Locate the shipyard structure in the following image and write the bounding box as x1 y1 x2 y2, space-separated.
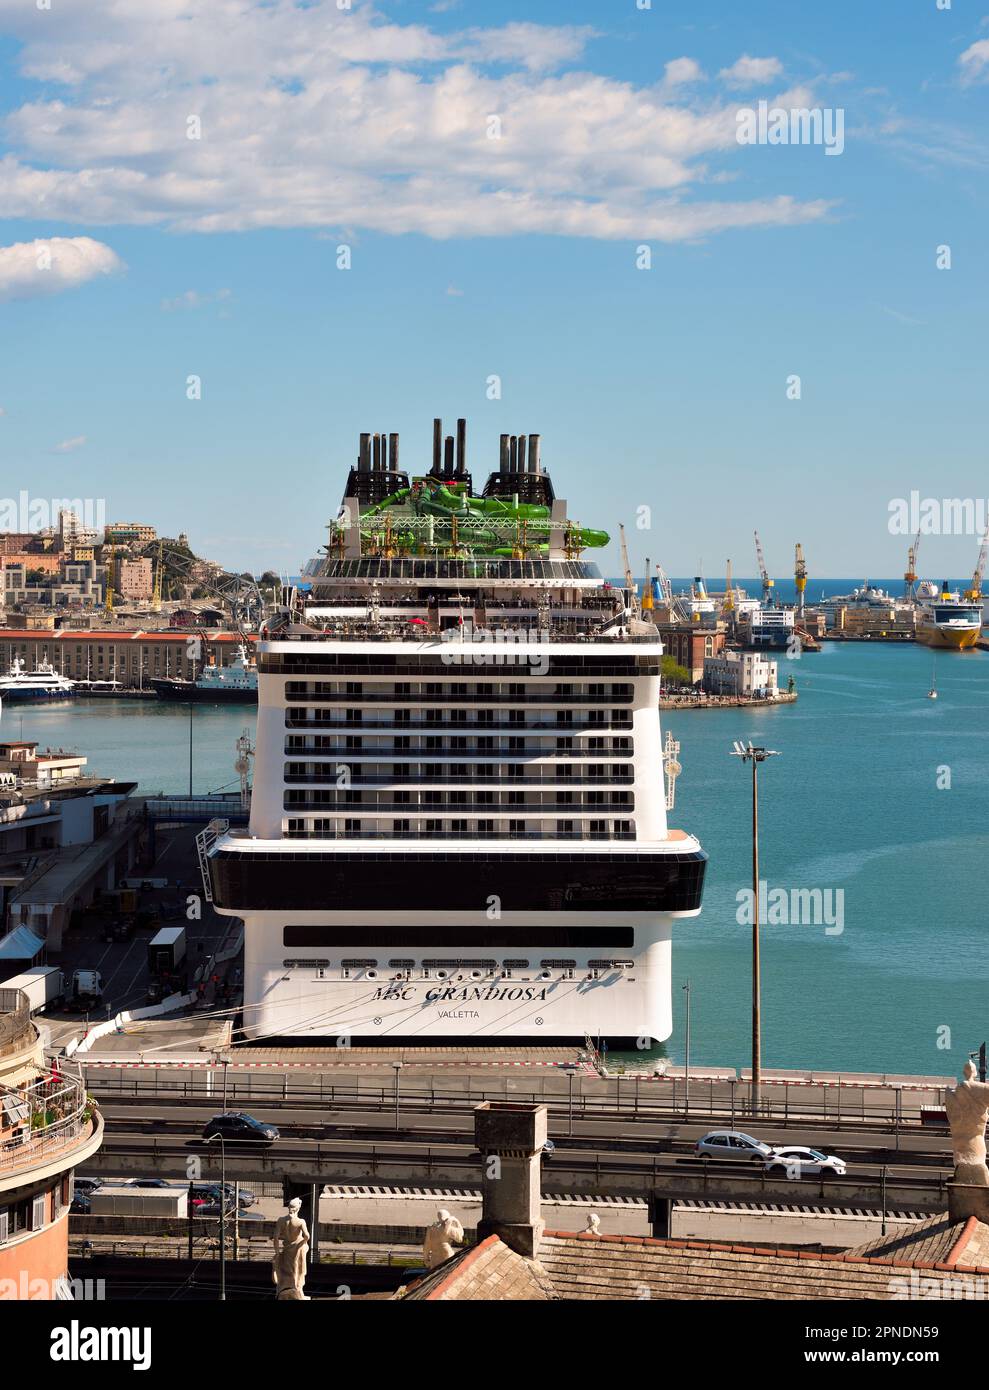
203 419 706 1045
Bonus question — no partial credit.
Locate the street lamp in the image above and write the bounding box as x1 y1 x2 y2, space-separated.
682 979 691 1118
729 740 780 1116
392 1062 403 1132
204 1132 227 1301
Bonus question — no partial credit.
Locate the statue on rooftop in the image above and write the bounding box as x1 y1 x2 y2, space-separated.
423 1209 464 1268
272 1197 310 1299
945 1060 989 1187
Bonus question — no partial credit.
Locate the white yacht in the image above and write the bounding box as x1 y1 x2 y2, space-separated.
0 659 75 703
200 419 707 1045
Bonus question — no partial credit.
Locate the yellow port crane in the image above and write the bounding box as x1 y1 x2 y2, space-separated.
794 543 807 616
103 544 114 616
619 523 638 612
904 528 921 599
754 530 774 604
964 526 989 602
151 541 163 613
723 559 735 615
641 555 654 611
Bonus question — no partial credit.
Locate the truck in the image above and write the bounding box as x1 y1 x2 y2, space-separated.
72 969 103 1006
0 966 66 1015
147 926 186 976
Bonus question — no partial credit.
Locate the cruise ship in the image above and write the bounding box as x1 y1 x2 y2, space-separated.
201 420 707 1045
916 582 982 650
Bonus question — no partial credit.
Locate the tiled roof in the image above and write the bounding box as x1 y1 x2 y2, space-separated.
397 1222 989 1302
845 1214 989 1269
399 1236 554 1301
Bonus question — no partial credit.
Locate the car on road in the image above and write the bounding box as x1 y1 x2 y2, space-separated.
121 1178 180 1189
695 1130 781 1162
70 1193 92 1215
764 1146 847 1178
72 1176 102 1196
201 1112 280 1145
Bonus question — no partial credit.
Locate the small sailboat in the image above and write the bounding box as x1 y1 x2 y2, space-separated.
927 660 938 700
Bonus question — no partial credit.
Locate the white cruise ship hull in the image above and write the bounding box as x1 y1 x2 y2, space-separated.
236 910 692 1044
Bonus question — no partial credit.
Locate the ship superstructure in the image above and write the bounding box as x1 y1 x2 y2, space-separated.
203 420 706 1044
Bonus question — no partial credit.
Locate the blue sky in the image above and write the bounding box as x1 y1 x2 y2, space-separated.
0 0 987 581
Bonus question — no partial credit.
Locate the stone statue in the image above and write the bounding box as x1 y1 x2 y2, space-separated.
945 1060 989 1187
422 1209 464 1268
583 1213 601 1236
272 1197 311 1300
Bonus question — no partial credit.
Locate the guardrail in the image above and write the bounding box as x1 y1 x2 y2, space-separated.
0 989 30 1056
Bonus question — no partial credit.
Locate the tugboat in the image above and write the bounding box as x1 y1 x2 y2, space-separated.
0 659 75 703
151 644 257 703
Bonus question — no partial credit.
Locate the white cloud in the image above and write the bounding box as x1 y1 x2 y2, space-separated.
53 435 87 453
959 40 989 85
161 288 232 311
664 57 704 88
0 2 828 244
719 54 784 88
0 236 123 302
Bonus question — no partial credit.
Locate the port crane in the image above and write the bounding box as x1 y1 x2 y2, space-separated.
619 524 638 613
964 527 989 603
754 531 774 605
722 559 735 616
794 543 807 616
904 528 921 600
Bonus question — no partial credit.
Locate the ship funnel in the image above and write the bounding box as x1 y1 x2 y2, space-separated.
455 418 467 477
358 432 371 472
528 434 541 474
432 418 443 475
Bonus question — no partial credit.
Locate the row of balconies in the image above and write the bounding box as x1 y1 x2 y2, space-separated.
284 821 636 840
285 714 633 732
283 793 634 813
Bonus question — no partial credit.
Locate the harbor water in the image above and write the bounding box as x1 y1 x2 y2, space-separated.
6 638 987 1077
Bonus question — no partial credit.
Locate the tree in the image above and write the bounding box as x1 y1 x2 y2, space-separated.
661 655 691 687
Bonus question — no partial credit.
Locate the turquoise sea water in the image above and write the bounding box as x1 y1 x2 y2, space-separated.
7 639 988 1076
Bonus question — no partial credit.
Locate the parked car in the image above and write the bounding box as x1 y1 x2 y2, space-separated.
201 1112 279 1145
765 1146 847 1178
695 1130 780 1162
70 1193 92 1215
222 1182 258 1209
194 1201 264 1220
188 1183 235 1210
72 1176 103 1196
122 1178 180 1189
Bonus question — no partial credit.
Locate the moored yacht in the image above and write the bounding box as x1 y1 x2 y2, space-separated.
0 659 75 703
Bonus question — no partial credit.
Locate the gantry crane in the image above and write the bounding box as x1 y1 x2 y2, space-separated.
964 527 989 603
794 543 807 616
754 531 774 605
904 528 921 600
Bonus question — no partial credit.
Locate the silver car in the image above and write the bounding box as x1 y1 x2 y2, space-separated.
695 1130 779 1162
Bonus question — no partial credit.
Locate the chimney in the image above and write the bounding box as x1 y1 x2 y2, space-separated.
388 433 399 472
455 418 467 477
517 433 527 472
474 1102 546 1258
509 435 518 470
432 418 443 475
528 434 541 475
358 433 371 472
443 435 455 474
372 433 382 471
500 434 510 470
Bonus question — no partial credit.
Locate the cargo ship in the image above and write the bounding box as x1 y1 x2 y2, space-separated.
201 417 707 1045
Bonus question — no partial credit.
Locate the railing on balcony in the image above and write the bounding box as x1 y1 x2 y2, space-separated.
0 1069 92 1173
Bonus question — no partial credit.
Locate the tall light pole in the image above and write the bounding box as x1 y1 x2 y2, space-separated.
682 979 691 1118
730 740 780 1116
205 1132 227 1301
392 1061 403 1132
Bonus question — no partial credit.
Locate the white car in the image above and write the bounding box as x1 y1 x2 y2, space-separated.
765 1145 847 1178
695 1130 779 1162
